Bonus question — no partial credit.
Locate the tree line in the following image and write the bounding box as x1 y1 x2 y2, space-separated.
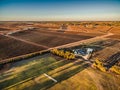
51 48 75 60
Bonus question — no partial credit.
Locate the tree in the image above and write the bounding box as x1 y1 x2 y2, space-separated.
93 58 106 72
110 65 120 74
51 48 75 60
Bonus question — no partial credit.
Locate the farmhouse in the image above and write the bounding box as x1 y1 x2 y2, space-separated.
73 48 93 60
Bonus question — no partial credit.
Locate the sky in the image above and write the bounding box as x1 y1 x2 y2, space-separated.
0 0 120 21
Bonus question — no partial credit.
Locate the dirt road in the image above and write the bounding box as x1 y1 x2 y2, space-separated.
5 35 49 49
0 32 113 63
50 33 114 49
1 32 113 51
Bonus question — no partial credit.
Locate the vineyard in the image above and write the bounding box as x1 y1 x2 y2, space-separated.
0 29 94 61
0 21 120 90
11 29 93 47
0 35 46 60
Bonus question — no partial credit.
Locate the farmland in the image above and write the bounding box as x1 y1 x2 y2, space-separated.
0 21 120 90
0 54 89 90
0 54 120 90
0 35 45 60
49 67 120 90
11 29 93 47
91 39 120 61
0 28 95 60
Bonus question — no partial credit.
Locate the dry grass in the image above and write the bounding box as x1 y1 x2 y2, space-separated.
0 55 89 90
49 67 120 90
0 54 120 90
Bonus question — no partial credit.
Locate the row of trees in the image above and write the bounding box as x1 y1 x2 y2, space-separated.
110 65 120 74
51 48 75 60
93 58 120 74
92 58 106 72
0 49 49 65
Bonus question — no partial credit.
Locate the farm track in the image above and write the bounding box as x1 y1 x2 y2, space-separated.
0 32 114 62
5 35 49 49
52 33 114 49
0 34 46 60
10 30 104 49
10 30 94 48
10 30 113 50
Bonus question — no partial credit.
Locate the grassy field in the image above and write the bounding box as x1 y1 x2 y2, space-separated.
0 55 89 90
0 54 119 90
50 67 120 90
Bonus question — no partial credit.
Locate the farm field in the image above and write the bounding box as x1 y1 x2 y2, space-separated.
0 21 120 90
0 54 89 90
0 54 119 90
0 35 46 60
0 0 120 88
64 31 104 37
107 34 120 39
91 39 120 61
11 29 94 47
49 67 120 90
0 28 95 61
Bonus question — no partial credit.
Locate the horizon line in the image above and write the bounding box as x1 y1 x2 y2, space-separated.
0 20 120 22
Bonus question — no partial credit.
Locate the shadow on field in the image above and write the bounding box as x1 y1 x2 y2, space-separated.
0 58 72 89
0 56 90 90
0 58 61 89
32 61 89 90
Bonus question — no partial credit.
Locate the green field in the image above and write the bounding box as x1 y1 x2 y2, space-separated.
0 55 89 90
0 54 120 90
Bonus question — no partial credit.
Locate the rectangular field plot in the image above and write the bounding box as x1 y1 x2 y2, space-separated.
11 29 93 47
0 55 89 90
107 35 120 39
0 35 46 60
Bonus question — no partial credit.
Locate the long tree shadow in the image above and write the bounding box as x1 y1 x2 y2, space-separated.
0 58 60 89
49 61 85 76
1 56 90 90
31 62 90 90
0 58 72 89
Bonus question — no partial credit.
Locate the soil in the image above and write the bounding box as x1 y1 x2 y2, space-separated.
0 35 46 60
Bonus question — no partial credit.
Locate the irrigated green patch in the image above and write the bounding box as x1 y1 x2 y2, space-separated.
0 56 88 90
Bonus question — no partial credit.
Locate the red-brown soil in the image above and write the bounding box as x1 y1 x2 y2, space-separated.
11 29 93 47
107 35 120 39
0 21 119 35
0 35 46 60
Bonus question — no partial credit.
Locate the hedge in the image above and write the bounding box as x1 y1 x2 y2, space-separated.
0 49 50 65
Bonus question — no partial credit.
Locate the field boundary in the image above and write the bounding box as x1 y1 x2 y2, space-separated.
0 49 50 65
6 35 49 49
0 33 113 65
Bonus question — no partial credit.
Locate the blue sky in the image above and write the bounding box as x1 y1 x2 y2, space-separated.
0 0 120 21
